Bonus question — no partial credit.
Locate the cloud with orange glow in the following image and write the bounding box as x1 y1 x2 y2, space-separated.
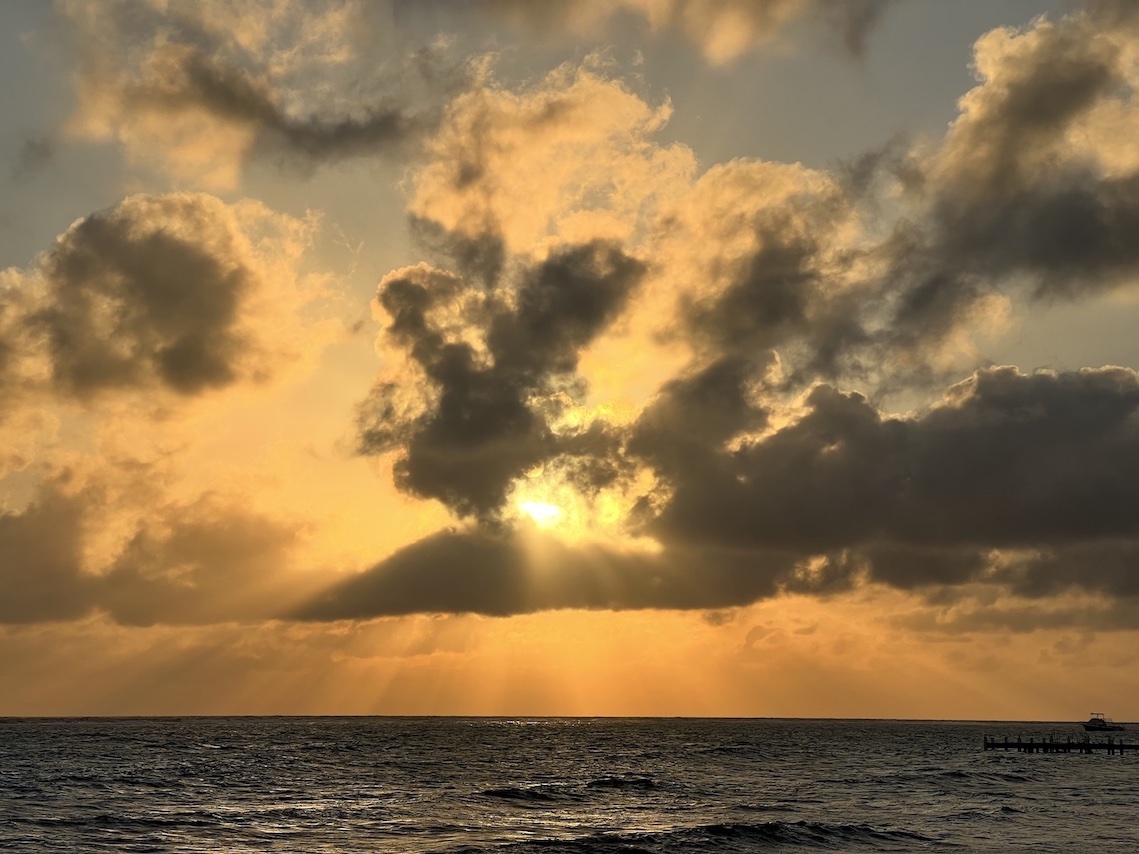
58 0 460 188
5 0 1139 722
337 0 1139 627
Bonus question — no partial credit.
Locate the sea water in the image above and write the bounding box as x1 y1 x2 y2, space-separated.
1 717 1136 852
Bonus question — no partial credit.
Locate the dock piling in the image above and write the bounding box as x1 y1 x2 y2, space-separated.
984 735 1135 754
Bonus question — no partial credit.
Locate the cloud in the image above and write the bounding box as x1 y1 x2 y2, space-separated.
19 0 1139 644
646 362 1139 551
0 189 334 629
0 480 93 623
643 366 1139 594
866 4 1139 361
653 158 872 386
337 5 1139 621
409 63 695 257
14 1 1112 627
293 527 794 619
894 588 1139 634
99 492 316 626
331 360 1139 618
629 355 772 474
462 0 897 62
357 241 645 518
2 191 320 405
58 0 460 187
0 473 319 626
663 2 1139 396
323 347 1139 618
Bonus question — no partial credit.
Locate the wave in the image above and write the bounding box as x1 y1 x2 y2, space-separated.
447 820 939 852
942 769 1034 784
820 768 1037 788
584 775 658 791
482 785 565 803
673 820 935 850
699 743 764 757
734 802 798 813
479 775 660 805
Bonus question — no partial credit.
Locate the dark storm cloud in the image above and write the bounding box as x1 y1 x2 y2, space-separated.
358 241 645 518
687 227 821 356
293 527 795 619
926 170 1139 302
638 366 1139 597
0 479 311 626
988 541 1139 600
649 367 1139 554
852 543 986 591
24 195 257 398
644 381 905 554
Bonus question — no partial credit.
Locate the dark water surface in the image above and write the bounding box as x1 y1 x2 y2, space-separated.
2 718 1137 852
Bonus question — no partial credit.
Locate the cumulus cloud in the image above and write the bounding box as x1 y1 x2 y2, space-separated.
59 0 460 187
13 0 1139 632
1 191 319 406
0 189 338 628
319 4 1139 625
870 3 1139 356
653 158 873 386
648 0 1139 396
409 63 695 257
357 241 645 518
637 365 1139 609
315 365 1139 618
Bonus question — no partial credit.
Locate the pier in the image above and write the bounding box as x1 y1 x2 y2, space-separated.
984 735 1138 754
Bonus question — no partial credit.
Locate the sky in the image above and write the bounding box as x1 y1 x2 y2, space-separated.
2 0 1139 719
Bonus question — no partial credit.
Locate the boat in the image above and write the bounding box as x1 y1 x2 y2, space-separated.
1082 713 1125 732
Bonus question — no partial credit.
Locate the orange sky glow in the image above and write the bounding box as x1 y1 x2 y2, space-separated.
2 0 1139 719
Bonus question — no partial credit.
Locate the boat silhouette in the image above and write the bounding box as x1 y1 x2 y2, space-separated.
1082 713 1125 732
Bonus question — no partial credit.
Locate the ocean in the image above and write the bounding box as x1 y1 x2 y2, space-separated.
1 717 1136 852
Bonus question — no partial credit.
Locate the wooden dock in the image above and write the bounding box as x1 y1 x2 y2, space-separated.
984 735 1138 754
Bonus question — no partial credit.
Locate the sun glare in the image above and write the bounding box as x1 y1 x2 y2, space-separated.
519 500 564 528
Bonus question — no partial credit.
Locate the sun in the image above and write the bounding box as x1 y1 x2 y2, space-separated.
518 500 564 528
508 459 658 546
